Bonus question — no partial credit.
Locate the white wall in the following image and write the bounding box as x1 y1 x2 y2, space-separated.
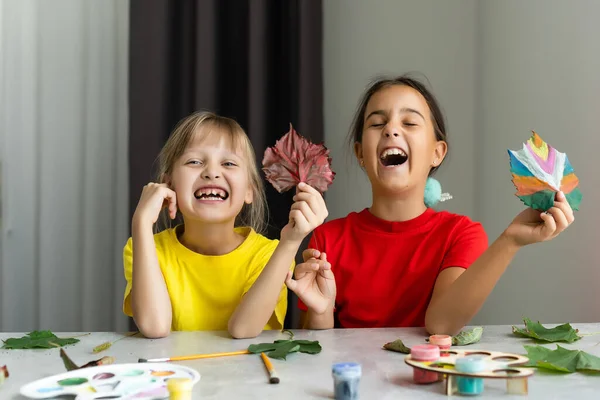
475 0 600 324
0 0 130 332
324 0 599 324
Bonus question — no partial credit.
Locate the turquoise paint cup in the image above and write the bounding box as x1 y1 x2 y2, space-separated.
332 362 361 400
455 356 487 395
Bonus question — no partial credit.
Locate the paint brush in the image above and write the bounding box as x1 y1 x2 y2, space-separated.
260 352 280 384
138 349 250 363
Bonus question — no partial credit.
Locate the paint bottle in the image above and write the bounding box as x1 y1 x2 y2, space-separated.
332 362 361 400
410 344 441 384
455 356 486 395
429 334 452 351
167 377 193 400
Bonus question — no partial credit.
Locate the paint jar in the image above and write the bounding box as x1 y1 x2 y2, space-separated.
410 344 440 384
332 362 361 400
166 377 193 400
455 356 486 395
429 334 452 352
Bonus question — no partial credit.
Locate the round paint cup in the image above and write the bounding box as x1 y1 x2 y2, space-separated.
166 377 193 400
332 362 361 400
455 356 487 395
429 334 452 352
410 344 441 384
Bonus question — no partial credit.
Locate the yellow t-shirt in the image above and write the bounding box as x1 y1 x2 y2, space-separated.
122 226 292 331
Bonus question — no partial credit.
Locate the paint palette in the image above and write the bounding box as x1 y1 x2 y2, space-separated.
20 362 200 399
405 349 534 396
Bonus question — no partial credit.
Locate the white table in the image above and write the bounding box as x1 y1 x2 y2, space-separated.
1 325 600 399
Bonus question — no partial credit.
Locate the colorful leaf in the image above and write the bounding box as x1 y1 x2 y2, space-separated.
262 123 335 193
508 131 581 211
1 331 80 349
452 327 483 346
383 339 411 354
248 339 321 360
524 345 600 373
512 317 581 343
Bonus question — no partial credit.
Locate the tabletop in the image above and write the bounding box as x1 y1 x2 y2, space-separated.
1 324 600 399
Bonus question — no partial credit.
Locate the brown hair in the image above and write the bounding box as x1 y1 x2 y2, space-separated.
348 74 448 175
156 111 267 234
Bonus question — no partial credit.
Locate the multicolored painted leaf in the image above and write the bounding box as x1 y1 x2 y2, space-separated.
262 124 335 193
508 131 581 211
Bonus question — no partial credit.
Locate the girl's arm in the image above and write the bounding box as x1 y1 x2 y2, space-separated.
227 240 301 338
130 220 173 338
130 183 178 338
425 192 574 335
228 183 328 339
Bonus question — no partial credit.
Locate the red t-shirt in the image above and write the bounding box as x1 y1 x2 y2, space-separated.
298 208 488 328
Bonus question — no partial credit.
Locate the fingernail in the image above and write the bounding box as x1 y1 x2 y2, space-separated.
298 182 306 188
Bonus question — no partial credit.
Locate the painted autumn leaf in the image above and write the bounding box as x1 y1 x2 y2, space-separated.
513 317 581 343
262 123 335 193
452 327 483 346
383 339 411 354
1 331 80 349
248 339 321 360
524 345 600 373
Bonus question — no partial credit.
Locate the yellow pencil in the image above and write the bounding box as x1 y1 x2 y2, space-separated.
260 352 280 384
139 349 250 363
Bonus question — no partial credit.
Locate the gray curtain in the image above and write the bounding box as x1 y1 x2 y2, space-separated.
128 0 323 329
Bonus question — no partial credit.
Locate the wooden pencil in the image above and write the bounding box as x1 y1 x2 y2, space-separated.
260 352 280 384
139 349 250 363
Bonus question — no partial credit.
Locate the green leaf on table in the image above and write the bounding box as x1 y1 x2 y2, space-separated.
524 345 600 373
383 339 411 354
513 317 581 343
248 339 321 360
1 331 80 349
452 327 483 346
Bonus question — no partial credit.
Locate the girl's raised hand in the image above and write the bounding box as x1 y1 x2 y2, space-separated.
285 249 336 314
281 182 328 245
503 191 575 248
133 183 178 227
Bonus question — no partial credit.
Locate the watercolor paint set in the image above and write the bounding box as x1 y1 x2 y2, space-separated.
19 362 200 399
405 346 534 396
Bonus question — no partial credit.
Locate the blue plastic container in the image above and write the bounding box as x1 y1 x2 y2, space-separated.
332 362 361 400
455 356 487 395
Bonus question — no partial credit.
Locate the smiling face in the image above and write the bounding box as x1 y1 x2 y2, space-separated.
166 126 254 225
354 84 447 196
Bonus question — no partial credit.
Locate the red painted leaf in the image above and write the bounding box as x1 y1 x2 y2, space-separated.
262 124 335 193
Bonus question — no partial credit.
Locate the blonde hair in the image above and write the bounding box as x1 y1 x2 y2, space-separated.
156 111 268 234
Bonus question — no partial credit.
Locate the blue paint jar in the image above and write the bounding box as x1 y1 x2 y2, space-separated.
332 362 361 400
455 356 486 395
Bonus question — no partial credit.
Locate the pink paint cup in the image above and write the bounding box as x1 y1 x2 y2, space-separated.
410 344 440 384
429 334 452 353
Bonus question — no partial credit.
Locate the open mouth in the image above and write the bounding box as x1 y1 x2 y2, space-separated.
194 187 229 201
380 148 408 167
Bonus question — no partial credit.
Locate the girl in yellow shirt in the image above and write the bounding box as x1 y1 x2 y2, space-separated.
123 111 328 338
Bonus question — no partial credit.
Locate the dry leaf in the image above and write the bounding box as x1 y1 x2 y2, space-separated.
262 124 335 193
60 348 114 371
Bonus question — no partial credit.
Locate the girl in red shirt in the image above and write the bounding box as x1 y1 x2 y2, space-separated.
285 75 574 334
